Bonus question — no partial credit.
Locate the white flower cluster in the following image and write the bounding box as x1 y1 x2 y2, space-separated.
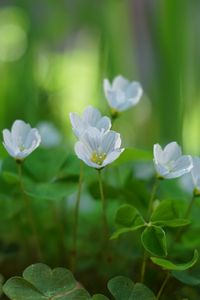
69 106 124 169
2 75 200 195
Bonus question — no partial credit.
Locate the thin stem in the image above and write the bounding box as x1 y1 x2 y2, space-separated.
173 195 196 243
156 272 170 300
140 178 159 283
147 178 159 221
71 161 84 272
184 195 196 219
140 252 147 283
98 169 108 239
17 161 42 261
50 201 67 265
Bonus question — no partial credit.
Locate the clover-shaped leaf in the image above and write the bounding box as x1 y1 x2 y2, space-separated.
151 199 189 227
111 205 145 239
107 276 156 300
3 263 90 300
141 225 167 257
151 250 198 271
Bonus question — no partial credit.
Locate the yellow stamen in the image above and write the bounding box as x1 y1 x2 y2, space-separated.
19 145 25 151
91 151 107 165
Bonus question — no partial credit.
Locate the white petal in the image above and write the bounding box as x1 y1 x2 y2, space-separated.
2 129 13 149
153 144 164 164
96 116 111 132
153 161 170 177
191 157 200 186
112 75 129 90
11 120 32 146
69 112 84 138
82 106 101 126
103 79 112 95
163 142 182 163
75 141 99 168
24 128 41 149
126 82 143 100
2 142 17 158
165 155 193 179
80 127 102 152
101 131 121 154
103 149 124 166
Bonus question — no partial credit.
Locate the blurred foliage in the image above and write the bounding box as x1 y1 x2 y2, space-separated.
0 0 200 152
0 0 200 299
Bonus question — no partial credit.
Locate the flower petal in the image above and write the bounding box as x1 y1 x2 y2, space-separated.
163 142 182 163
103 149 124 166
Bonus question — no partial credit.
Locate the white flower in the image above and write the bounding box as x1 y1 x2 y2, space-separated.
2 120 41 160
190 157 200 193
103 75 143 112
153 142 193 179
74 127 124 169
69 105 111 138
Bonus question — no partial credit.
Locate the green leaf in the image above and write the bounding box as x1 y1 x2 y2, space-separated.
1 157 19 184
141 226 167 257
107 276 156 300
25 182 76 200
172 269 200 286
3 263 90 300
108 276 134 299
129 283 156 300
151 199 189 227
114 148 152 166
111 225 145 240
111 205 145 239
25 148 67 182
151 250 198 271
92 295 110 300
115 205 145 227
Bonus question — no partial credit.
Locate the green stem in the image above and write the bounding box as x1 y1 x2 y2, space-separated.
184 195 196 219
140 178 159 282
140 252 147 283
156 272 170 300
50 201 67 265
17 161 42 261
174 195 196 243
71 161 84 272
147 178 159 221
98 169 108 239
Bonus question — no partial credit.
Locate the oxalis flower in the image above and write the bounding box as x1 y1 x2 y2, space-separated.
69 105 111 139
103 75 143 112
2 120 41 161
74 127 124 169
153 141 193 179
181 157 200 196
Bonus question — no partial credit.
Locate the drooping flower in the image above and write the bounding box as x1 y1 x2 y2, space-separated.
153 142 193 179
103 75 143 112
2 120 41 160
69 105 111 139
74 127 124 169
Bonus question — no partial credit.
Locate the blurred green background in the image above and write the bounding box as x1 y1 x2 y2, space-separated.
0 0 199 154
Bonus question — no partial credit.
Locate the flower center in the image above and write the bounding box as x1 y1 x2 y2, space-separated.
90 151 107 165
19 145 26 151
